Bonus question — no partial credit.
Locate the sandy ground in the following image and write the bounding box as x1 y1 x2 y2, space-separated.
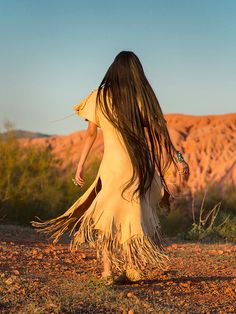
0 224 235 313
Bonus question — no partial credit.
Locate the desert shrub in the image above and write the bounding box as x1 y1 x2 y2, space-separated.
0 125 100 225
216 213 236 242
159 184 236 241
0 132 60 224
181 183 236 242
194 182 236 215
184 190 235 242
159 207 191 237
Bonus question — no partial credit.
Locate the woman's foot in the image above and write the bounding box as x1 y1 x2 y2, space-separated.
125 268 143 282
114 269 143 284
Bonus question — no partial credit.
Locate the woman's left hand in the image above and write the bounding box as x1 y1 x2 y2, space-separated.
179 160 190 181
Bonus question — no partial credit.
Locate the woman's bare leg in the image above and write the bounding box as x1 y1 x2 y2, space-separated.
125 247 142 281
101 247 112 277
126 246 133 269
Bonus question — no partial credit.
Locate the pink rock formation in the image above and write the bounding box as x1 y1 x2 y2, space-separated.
19 113 236 193
165 113 236 193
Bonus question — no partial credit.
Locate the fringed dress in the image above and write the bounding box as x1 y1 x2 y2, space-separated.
30 89 171 272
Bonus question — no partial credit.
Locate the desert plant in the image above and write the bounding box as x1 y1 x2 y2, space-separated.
186 190 230 241
0 122 101 225
194 182 236 215
0 130 62 223
216 213 236 242
159 207 190 237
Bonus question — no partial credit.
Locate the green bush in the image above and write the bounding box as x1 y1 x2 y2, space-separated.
159 207 191 237
183 190 235 242
159 186 236 242
194 183 236 215
216 213 236 242
0 125 100 225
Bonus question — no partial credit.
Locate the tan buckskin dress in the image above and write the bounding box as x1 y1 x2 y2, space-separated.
31 89 172 272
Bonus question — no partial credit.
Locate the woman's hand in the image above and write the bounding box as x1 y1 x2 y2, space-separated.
72 121 98 188
74 164 85 187
179 160 190 181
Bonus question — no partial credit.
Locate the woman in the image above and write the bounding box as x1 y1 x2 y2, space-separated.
31 51 190 284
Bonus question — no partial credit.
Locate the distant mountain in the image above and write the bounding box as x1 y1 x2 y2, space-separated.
19 113 236 194
0 129 51 139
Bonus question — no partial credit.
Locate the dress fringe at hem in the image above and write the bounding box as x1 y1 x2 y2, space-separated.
30 202 170 272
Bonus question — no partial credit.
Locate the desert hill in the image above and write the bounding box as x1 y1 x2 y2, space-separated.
19 113 236 193
0 129 50 139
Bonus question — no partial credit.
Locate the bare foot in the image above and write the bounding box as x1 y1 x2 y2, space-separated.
125 268 143 281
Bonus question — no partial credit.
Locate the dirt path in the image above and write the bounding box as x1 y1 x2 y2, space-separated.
0 224 235 313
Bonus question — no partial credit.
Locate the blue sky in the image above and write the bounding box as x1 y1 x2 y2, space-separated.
0 0 235 135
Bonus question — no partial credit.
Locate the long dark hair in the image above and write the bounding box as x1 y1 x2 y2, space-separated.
96 51 179 202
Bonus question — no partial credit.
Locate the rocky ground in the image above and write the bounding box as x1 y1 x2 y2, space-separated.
0 224 235 313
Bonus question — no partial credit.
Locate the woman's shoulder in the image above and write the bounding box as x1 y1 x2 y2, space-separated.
72 88 101 127
73 88 99 113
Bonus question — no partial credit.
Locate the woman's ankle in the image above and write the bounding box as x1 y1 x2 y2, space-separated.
101 270 113 277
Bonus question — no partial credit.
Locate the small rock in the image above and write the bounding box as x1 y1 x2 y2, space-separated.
44 247 51 254
228 305 235 312
5 277 14 285
46 303 58 309
37 253 43 259
180 282 190 288
32 248 38 255
208 250 218 255
127 292 134 298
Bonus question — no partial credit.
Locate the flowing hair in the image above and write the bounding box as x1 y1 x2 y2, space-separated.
96 51 179 203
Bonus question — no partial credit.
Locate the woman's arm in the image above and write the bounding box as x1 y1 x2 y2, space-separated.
75 121 98 186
